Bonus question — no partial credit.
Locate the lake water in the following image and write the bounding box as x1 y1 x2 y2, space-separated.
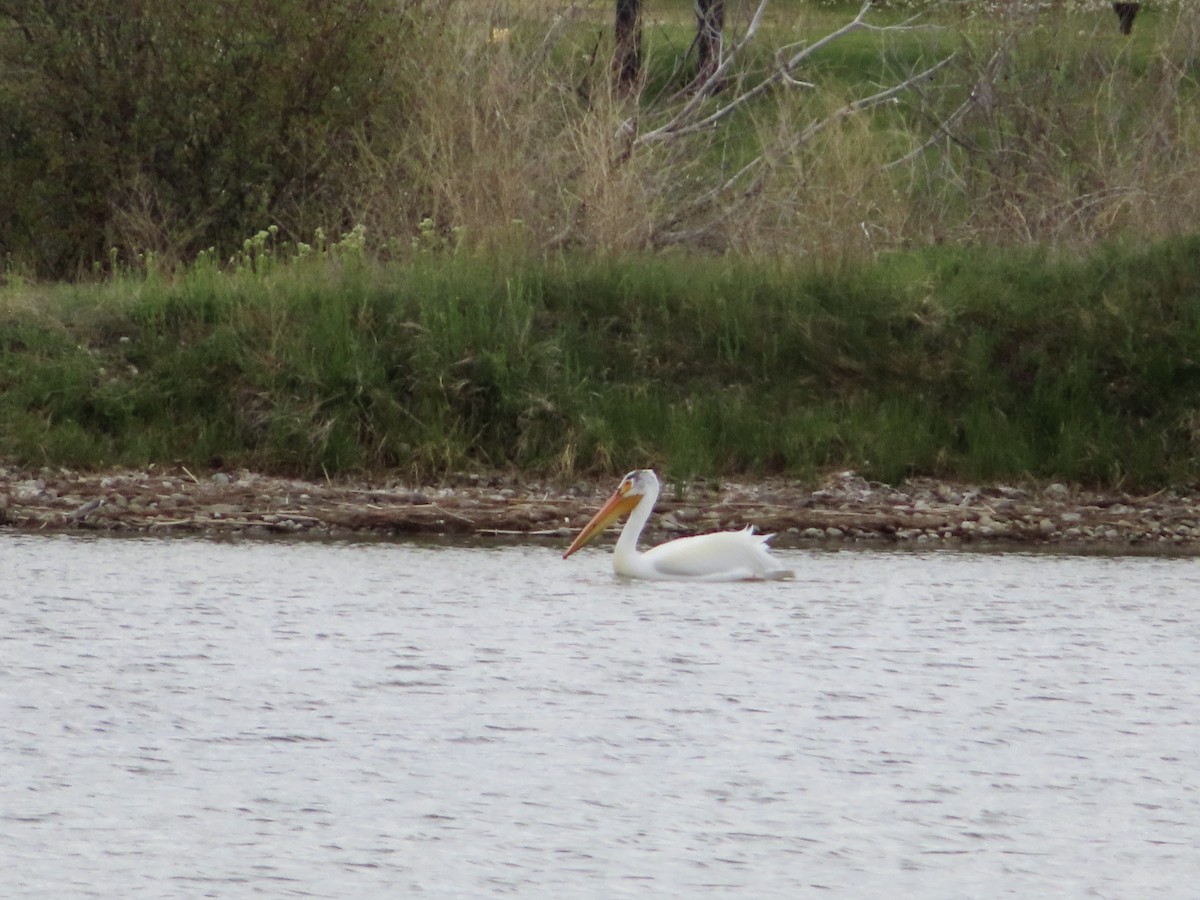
2 534 1198 898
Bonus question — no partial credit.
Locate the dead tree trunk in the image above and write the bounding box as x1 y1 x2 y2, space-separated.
1112 3 1140 35
695 0 725 86
614 0 643 92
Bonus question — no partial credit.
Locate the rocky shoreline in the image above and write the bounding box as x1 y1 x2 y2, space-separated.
3 465 1199 553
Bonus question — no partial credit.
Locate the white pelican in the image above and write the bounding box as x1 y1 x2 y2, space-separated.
562 469 794 581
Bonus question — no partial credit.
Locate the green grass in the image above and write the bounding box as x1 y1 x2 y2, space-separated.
4 3 1198 491
3 236 1200 488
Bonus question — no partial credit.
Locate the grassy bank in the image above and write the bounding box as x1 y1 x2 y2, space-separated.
3 237 1200 488
4 4 1198 497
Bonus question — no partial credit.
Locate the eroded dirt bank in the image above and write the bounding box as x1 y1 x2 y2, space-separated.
3 466 1199 552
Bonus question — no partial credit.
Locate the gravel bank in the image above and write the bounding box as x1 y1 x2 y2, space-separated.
4 467 1199 552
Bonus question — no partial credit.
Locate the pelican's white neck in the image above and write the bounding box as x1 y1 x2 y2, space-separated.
612 470 660 574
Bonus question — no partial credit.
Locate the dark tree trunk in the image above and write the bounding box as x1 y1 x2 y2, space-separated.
1113 3 1140 35
695 0 725 85
613 0 643 92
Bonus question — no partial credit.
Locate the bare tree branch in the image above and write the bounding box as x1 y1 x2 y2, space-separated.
576 1 957 252
883 40 1013 169
617 0 771 143
797 53 955 145
648 54 956 246
630 0 928 148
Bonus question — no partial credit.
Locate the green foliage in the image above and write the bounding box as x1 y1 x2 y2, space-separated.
3 237 1200 487
2 3 1199 485
0 0 412 276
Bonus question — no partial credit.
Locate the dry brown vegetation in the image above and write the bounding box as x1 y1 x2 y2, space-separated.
346 0 1200 260
2 1 1198 275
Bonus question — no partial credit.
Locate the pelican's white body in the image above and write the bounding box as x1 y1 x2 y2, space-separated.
564 470 794 582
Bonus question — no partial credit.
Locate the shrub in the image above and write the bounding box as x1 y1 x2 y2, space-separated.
0 0 418 276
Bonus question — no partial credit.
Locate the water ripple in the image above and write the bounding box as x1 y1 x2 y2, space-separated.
1 536 1198 897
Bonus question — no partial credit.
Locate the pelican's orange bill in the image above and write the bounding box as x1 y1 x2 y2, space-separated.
562 489 640 558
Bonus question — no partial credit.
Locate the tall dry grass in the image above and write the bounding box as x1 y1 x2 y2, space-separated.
3 1 1198 275
911 5 1200 246
349 2 684 256
347 1 1200 261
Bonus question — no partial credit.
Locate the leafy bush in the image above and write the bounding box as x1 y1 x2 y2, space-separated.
0 0 417 276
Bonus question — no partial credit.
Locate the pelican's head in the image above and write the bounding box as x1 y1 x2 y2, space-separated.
562 469 658 559
623 469 659 496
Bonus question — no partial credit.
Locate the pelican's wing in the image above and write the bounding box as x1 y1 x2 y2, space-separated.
640 527 793 582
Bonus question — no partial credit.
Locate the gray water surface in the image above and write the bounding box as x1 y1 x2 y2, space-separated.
2 535 1198 898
